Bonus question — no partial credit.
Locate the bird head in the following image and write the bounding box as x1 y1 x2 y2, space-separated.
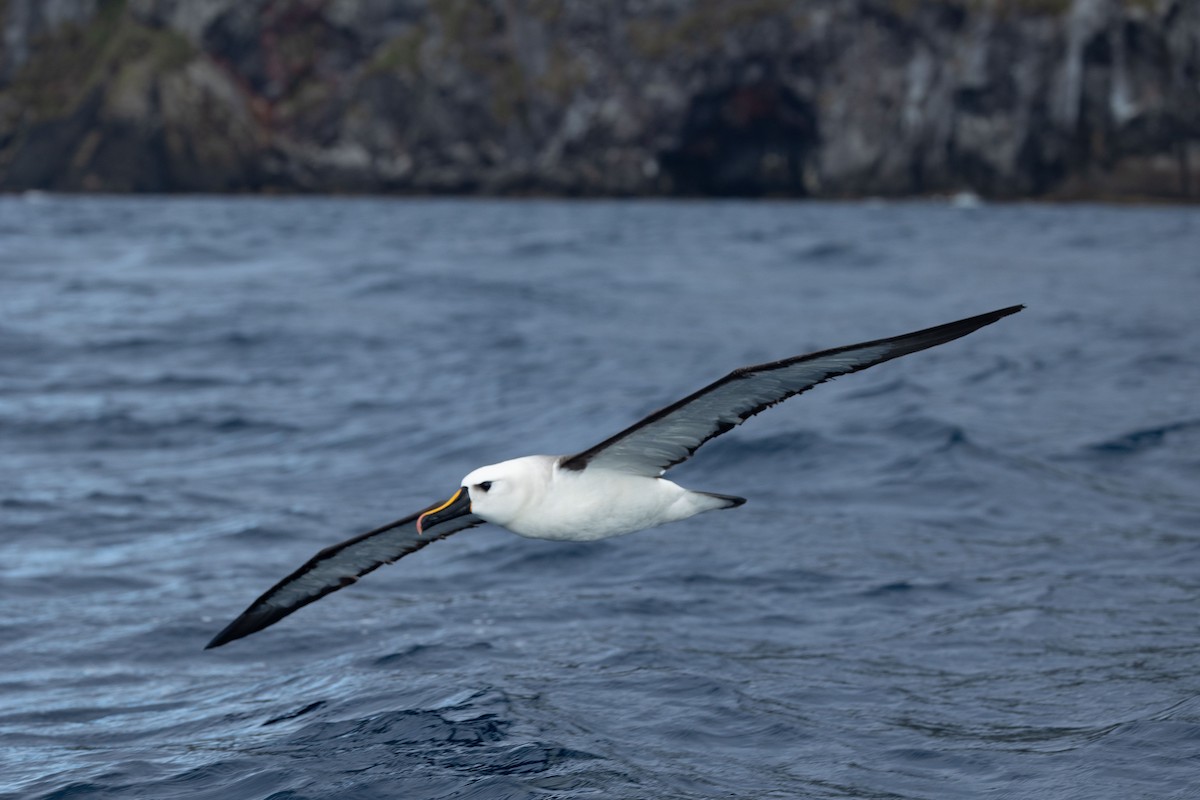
417 456 548 533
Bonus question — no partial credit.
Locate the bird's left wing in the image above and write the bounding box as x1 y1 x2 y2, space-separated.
561 305 1023 477
206 506 483 648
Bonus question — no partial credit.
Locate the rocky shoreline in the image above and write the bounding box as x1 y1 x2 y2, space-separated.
1 0 1197 200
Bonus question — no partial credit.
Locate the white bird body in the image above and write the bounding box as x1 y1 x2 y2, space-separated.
206 305 1023 649
462 455 738 541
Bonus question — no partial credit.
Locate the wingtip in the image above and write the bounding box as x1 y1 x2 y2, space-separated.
204 624 239 650
984 304 1026 326
975 304 1024 324
931 304 1026 342
204 612 264 650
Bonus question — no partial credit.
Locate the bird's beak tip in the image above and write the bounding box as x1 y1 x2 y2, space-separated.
416 487 469 535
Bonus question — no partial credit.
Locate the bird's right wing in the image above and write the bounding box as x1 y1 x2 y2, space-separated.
561 305 1023 477
206 505 483 649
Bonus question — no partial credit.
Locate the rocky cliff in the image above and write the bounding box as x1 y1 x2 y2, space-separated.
1 0 1197 199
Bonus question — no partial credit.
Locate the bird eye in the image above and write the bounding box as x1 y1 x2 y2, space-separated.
477 481 493 492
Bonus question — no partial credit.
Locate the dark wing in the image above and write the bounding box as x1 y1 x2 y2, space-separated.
205 507 484 648
561 305 1023 477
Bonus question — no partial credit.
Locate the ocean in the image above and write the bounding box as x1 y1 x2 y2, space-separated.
1 195 1198 799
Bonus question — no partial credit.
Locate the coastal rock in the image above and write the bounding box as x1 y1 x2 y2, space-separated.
0 0 1196 199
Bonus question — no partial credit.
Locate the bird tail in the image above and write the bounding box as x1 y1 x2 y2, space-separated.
696 491 747 509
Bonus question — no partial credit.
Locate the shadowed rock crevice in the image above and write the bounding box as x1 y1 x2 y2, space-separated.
660 81 817 197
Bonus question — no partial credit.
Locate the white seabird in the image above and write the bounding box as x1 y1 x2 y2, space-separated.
206 305 1023 648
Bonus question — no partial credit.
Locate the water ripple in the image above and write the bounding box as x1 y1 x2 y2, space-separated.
1 197 1197 800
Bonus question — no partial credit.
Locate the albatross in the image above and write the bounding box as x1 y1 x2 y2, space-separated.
206 305 1023 649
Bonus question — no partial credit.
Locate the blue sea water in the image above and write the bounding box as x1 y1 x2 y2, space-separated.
1 195 1198 799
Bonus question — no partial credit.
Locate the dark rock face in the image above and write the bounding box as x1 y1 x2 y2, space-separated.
0 0 1196 199
662 82 819 196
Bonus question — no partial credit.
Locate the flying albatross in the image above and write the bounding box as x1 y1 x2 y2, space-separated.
206 305 1023 648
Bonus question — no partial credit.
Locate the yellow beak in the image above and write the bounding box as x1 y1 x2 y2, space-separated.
416 487 470 534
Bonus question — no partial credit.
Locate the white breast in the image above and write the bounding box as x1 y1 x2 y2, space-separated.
502 464 717 541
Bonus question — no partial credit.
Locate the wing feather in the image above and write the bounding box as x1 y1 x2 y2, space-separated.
206 508 483 648
561 305 1023 476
